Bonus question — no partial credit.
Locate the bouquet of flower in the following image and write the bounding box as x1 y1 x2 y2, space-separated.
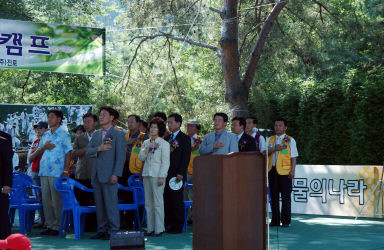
239 139 247 150
103 136 113 144
148 141 159 154
170 139 179 152
149 146 157 154
191 137 202 151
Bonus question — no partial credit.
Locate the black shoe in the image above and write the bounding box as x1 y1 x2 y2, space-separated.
49 230 59 236
281 224 290 228
269 222 280 227
100 233 110 240
167 229 182 234
40 228 52 235
144 231 154 236
90 232 106 239
153 232 163 237
165 225 172 233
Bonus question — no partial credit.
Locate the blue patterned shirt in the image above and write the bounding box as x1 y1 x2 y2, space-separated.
38 126 73 177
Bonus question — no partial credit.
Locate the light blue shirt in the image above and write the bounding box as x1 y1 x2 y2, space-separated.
170 129 180 140
39 126 72 177
214 130 223 142
237 132 244 142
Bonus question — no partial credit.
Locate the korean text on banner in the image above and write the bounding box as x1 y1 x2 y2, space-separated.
0 19 105 75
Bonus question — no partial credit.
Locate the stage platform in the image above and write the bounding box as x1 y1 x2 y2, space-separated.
11 214 384 249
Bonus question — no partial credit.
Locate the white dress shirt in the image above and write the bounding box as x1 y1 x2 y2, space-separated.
251 129 266 152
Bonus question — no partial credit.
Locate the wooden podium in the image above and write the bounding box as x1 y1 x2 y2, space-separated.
193 152 266 250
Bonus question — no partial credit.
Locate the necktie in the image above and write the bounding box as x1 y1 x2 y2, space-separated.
169 133 174 142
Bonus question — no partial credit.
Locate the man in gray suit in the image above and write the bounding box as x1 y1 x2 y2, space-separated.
86 107 127 240
72 113 98 231
199 113 239 155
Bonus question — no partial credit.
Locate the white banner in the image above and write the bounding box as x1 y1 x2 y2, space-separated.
292 165 384 218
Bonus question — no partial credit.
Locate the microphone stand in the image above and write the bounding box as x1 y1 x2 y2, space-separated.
260 128 272 250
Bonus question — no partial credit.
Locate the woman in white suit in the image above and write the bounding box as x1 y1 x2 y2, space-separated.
139 117 170 237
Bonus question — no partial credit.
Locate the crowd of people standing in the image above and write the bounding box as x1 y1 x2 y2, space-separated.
0 105 298 240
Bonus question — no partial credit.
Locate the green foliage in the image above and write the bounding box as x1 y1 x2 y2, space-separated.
247 0 384 164
0 0 383 164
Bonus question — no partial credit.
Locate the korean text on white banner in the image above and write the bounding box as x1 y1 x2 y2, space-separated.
0 19 105 75
291 165 384 218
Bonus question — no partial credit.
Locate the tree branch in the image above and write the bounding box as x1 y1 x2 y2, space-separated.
209 6 223 18
119 36 152 94
243 0 288 89
129 33 221 58
180 0 201 18
285 7 324 39
239 22 264 58
275 18 286 36
311 0 346 28
166 38 180 95
21 70 31 103
319 5 324 24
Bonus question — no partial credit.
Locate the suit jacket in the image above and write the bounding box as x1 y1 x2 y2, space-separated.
164 131 191 180
238 132 257 152
139 137 170 178
199 129 239 155
86 126 127 183
72 133 93 180
0 135 13 188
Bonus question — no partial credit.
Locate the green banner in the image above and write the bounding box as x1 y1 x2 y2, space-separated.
0 19 105 75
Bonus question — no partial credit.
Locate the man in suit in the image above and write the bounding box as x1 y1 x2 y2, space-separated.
164 113 191 234
199 113 239 155
231 117 256 152
72 113 98 231
0 131 12 239
86 107 127 240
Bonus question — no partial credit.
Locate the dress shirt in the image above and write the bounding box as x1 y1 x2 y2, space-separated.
87 130 95 142
237 132 244 142
251 128 266 152
38 126 72 177
214 130 224 142
190 134 198 146
102 125 112 141
169 129 180 141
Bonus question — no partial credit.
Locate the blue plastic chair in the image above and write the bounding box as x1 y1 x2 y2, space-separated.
127 174 145 206
183 182 193 232
54 177 96 239
118 184 141 231
9 172 43 235
127 174 146 224
127 174 144 188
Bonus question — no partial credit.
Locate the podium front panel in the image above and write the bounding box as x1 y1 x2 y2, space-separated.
193 153 266 250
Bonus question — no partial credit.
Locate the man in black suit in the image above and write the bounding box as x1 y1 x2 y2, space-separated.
0 131 13 239
231 117 256 152
164 113 191 234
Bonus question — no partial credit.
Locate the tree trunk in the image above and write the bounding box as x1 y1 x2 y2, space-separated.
220 0 249 118
219 0 288 118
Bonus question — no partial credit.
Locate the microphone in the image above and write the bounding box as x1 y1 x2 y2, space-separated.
257 128 273 136
257 128 273 132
